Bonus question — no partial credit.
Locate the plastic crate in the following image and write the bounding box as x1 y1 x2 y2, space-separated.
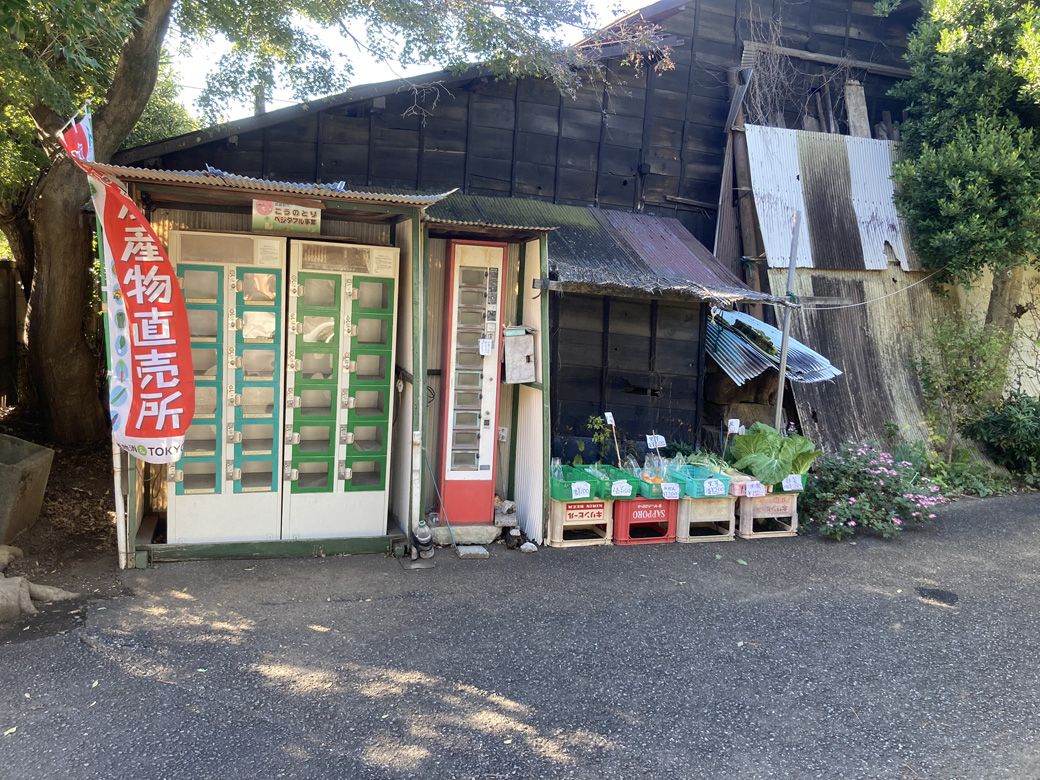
547 499 613 547
574 464 640 501
550 466 607 501
677 496 736 543
668 466 731 499
737 493 798 539
636 478 684 500
613 499 677 545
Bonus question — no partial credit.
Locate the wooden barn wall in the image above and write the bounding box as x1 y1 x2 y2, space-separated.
551 292 703 460
150 1 913 250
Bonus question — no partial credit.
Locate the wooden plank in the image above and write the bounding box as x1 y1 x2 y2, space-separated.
558 137 598 170
515 131 557 165
513 161 556 198
470 95 516 130
517 102 560 135
560 107 602 141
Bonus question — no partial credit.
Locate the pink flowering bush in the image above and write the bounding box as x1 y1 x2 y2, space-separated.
801 442 948 540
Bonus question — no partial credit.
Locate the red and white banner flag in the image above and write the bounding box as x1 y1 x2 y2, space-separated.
57 111 194 464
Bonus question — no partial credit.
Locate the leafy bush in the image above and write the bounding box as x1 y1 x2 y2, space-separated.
889 438 1009 497
802 442 948 541
966 391 1040 481
729 422 820 486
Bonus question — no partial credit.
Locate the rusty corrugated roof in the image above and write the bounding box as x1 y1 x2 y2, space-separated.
87 162 457 207
745 125 919 272
426 194 786 305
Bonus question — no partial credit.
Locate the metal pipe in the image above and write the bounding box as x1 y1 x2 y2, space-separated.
774 211 801 431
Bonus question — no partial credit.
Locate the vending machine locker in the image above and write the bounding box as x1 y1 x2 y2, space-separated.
167 231 287 543
438 241 507 524
281 240 400 539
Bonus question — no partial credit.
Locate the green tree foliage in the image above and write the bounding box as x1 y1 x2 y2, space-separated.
123 59 198 148
892 0 1040 289
917 317 1011 462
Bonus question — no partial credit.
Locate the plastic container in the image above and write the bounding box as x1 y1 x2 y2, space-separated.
550 465 607 501
574 464 640 501
668 465 731 499
637 478 684 500
613 498 677 545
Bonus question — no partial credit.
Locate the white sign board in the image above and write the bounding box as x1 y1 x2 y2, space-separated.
782 474 804 492
702 478 726 497
604 411 615 426
610 479 633 497
661 482 680 500
252 199 320 234
645 434 666 450
745 480 767 498
478 337 494 356
727 418 741 434
570 481 591 500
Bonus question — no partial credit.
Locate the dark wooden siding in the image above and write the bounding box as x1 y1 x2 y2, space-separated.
153 0 913 248
551 293 702 459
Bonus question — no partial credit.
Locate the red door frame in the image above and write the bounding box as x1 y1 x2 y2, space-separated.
437 240 508 525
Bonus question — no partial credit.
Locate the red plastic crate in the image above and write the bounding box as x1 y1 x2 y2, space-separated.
612 498 677 545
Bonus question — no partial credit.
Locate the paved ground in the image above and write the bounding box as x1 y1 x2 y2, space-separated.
1 495 1039 779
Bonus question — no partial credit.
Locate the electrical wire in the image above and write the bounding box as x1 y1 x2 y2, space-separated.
794 268 944 312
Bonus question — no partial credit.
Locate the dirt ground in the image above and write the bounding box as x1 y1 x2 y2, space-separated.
0 406 122 599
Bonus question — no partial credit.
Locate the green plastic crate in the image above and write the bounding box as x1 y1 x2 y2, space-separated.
550 466 606 501
574 464 640 501
637 477 685 500
668 466 731 498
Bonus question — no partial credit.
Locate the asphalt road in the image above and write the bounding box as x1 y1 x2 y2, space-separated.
2 494 1039 779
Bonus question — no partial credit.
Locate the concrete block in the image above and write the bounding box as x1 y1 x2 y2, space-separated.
430 525 501 546
0 434 54 544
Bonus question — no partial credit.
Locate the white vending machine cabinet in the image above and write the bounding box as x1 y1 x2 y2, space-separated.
281 240 400 539
438 241 506 524
167 231 288 543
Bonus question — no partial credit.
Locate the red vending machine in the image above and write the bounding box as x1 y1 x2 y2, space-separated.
438 241 506 524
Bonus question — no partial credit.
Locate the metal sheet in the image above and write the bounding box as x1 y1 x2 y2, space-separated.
745 125 919 273
744 125 813 269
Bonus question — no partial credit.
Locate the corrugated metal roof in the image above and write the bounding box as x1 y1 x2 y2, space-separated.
706 308 842 386
87 162 456 207
426 194 786 305
767 267 947 448
745 125 918 272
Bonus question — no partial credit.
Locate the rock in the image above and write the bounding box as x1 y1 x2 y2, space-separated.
27 583 79 603
0 545 24 572
0 576 36 622
497 500 516 515
494 511 518 528
520 542 538 553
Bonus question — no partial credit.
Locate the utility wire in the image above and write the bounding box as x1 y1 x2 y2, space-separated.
795 268 944 311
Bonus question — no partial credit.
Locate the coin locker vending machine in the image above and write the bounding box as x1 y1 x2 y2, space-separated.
438 241 507 524
281 240 399 539
166 231 399 543
167 231 288 543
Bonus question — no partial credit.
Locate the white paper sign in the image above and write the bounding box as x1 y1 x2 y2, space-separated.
604 411 615 426
611 479 633 497
782 474 804 492
661 482 680 500
727 418 741 434
570 481 591 500
645 434 666 449
702 478 726 497
745 480 766 498
478 337 494 356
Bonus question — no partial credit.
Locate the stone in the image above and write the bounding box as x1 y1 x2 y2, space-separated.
0 576 36 622
0 545 24 572
430 525 501 546
497 500 516 515
455 545 490 560
27 583 78 603
520 542 538 553
494 512 518 528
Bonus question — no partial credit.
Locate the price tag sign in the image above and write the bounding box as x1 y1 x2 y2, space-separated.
745 480 766 498
727 418 741 434
662 482 680 500
782 474 804 492
702 478 726 497
611 480 632 498
604 411 615 426
570 481 591 500
645 434 666 449
478 337 494 356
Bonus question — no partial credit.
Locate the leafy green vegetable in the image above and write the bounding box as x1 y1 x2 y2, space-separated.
729 422 820 485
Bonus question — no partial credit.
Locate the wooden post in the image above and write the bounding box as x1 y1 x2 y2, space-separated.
845 80 871 138
729 71 765 319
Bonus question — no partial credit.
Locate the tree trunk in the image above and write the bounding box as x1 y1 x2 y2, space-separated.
985 265 1025 334
25 159 106 443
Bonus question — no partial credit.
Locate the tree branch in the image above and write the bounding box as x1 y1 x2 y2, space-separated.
93 0 176 161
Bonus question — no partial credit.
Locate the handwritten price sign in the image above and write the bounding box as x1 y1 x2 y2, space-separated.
745 480 767 498
661 482 680 500
611 480 633 498
781 474 804 492
702 478 726 497
645 434 666 449
570 481 591 500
